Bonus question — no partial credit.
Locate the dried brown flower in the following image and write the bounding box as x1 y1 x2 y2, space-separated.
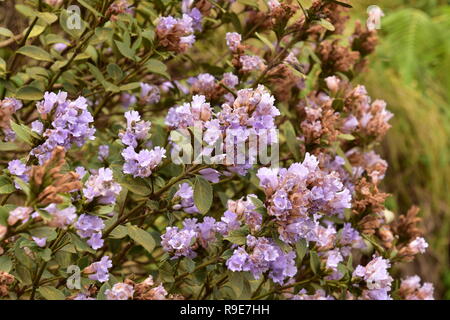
0 271 14 297
28 146 81 206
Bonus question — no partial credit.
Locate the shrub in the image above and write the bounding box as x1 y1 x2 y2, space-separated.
0 0 433 300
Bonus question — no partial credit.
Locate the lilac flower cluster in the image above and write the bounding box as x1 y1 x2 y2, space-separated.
226 235 297 284
256 153 352 244
85 256 112 283
290 289 335 300
161 217 221 258
105 283 134 300
98 145 109 162
156 14 195 53
31 91 95 164
216 195 262 234
8 207 32 226
120 111 166 178
0 98 23 141
166 85 280 175
172 183 198 214
225 32 241 52
399 275 434 300
8 159 29 187
42 204 77 228
239 55 266 72
139 83 160 105
352 256 393 300
82 168 121 205
75 214 105 250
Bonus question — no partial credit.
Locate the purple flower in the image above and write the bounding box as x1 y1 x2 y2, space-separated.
82 168 122 204
353 256 393 292
75 214 105 250
31 92 95 164
8 159 29 187
188 8 202 32
75 166 87 178
156 14 195 53
226 247 249 272
161 226 197 258
119 110 151 148
240 55 265 72
226 32 241 52
42 203 77 228
140 83 160 105
407 237 428 254
86 256 112 283
120 93 137 109
32 237 47 247
31 120 44 135
105 283 134 300
291 289 334 300
199 168 221 183
8 207 32 226
87 232 104 250
172 183 198 214
400 275 434 300
53 43 68 52
122 146 166 178
98 145 109 161
227 235 297 284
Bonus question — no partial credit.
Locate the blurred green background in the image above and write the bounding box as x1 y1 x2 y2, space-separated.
351 0 450 298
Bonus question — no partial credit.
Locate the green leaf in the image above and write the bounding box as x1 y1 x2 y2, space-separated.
120 82 141 91
0 256 12 273
77 0 103 17
24 25 46 38
295 239 308 263
15 86 44 101
310 251 320 274
0 176 15 195
0 57 6 72
103 217 128 239
127 225 156 254
237 0 258 8
255 32 274 52
10 121 35 145
228 271 243 298
281 121 301 161
15 4 37 17
107 63 124 82
193 176 213 214
115 40 136 61
39 248 52 262
145 59 170 79
316 19 335 31
224 226 249 245
0 27 13 38
338 133 356 141
69 232 95 253
37 12 58 25
119 175 151 196
17 45 53 62
142 29 155 42
29 227 57 241
38 287 66 300
327 0 352 8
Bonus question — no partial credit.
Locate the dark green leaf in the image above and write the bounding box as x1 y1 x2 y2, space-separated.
127 225 156 254
17 46 53 62
38 286 66 300
193 176 213 214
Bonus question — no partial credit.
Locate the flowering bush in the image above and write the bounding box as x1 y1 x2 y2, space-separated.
0 0 434 300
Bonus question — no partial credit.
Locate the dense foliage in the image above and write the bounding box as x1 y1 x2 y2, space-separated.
0 0 435 300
